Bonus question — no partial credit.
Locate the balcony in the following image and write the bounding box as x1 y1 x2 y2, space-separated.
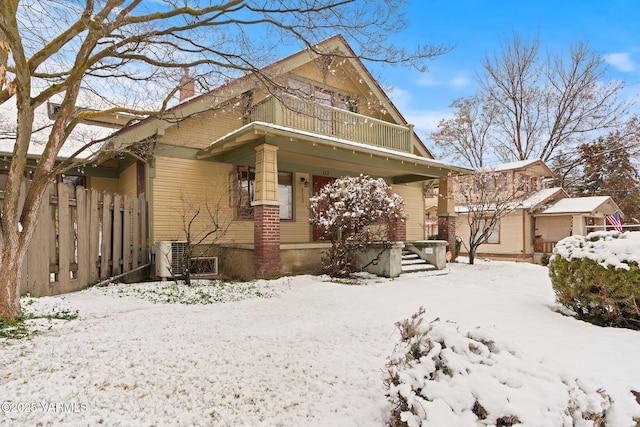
249 94 414 153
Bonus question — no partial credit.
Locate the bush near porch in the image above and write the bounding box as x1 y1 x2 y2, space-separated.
549 231 640 330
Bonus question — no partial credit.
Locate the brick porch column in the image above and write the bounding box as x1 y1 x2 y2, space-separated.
388 217 406 242
437 215 457 259
437 175 457 260
252 144 280 277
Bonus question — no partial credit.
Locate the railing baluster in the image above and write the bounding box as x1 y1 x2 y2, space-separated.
249 94 412 152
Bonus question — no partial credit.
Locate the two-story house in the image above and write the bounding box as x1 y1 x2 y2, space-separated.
102 35 469 279
433 159 623 262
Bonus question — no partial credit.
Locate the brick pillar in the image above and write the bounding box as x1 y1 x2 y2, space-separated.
254 204 280 277
437 215 457 261
437 175 457 261
253 144 280 278
389 217 406 242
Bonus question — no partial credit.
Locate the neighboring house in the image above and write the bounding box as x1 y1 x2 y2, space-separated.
533 196 622 254
102 35 470 279
447 159 623 262
0 96 137 194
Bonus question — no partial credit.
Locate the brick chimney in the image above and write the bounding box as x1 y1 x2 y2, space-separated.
179 68 195 102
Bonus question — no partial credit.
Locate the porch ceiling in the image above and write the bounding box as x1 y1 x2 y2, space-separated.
197 122 470 182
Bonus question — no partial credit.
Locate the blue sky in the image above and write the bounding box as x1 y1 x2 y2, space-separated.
374 0 640 146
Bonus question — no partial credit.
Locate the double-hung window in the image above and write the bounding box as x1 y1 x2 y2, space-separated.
476 218 499 244
237 166 293 220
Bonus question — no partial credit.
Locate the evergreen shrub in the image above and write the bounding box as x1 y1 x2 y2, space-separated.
384 307 610 426
549 231 640 329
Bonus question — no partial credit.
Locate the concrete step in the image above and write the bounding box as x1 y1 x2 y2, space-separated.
402 263 437 273
402 258 429 265
401 250 437 273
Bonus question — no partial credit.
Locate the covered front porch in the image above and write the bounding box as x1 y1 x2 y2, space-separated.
197 121 468 278
532 196 622 258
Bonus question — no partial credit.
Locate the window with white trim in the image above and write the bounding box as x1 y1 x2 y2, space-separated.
477 218 499 244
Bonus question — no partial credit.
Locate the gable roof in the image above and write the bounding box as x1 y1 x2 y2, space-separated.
114 35 433 157
537 196 620 215
454 187 568 214
521 187 568 210
484 159 554 178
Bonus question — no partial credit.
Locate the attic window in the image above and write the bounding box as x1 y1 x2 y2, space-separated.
287 76 358 113
287 78 311 98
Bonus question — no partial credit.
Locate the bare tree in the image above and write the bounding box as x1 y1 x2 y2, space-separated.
431 95 496 168
454 169 532 265
163 180 233 285
0 0 449 321
431 32 631 169
550 116 640 199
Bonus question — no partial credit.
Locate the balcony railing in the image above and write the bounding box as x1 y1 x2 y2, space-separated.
249 94 413 153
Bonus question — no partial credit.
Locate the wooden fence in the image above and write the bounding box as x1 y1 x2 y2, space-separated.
4 182 148 297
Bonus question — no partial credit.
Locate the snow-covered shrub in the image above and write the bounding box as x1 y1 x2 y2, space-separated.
549 231 640 329
385 307 611 427
309 175 405 277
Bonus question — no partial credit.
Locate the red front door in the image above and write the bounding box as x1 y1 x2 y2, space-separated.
312 175 335 241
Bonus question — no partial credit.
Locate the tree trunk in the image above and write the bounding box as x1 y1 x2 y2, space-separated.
0 177 51 322
468 248 476 265
0 245 25 321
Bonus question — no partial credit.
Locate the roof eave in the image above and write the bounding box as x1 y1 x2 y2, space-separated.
197 122 471 177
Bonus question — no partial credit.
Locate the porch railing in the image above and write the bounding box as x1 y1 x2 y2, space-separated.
249 94 413 153
534 241 556 253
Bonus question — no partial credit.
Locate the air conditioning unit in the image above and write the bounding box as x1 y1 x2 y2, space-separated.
155 241 187 279
155 241 219 279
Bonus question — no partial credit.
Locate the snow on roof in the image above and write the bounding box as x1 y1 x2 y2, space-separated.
538 196 614 214
484 159 542 172
119 35 435 157
0 95 118 160
521 187 567 209
454 187 566 214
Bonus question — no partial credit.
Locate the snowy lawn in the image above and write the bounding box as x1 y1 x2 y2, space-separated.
1 260 639 426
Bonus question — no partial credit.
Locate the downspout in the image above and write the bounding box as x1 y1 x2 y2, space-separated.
522 210 526 262
94 261 152 288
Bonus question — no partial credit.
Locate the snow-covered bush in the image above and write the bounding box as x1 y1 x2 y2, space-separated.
385 307 610 427
309 175 405 277
549 231 640 329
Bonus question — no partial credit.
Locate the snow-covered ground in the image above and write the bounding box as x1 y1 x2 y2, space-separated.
1 260 639 426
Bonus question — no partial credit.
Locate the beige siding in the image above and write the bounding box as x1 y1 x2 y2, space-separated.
281 172 312 243
89 176 120 194
523 211 534 255
456 210 525 257
152 156 254 244
291 62 363 96
119 163 137 198
393 184 425 241
535 216 572 242
161 106 245 150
